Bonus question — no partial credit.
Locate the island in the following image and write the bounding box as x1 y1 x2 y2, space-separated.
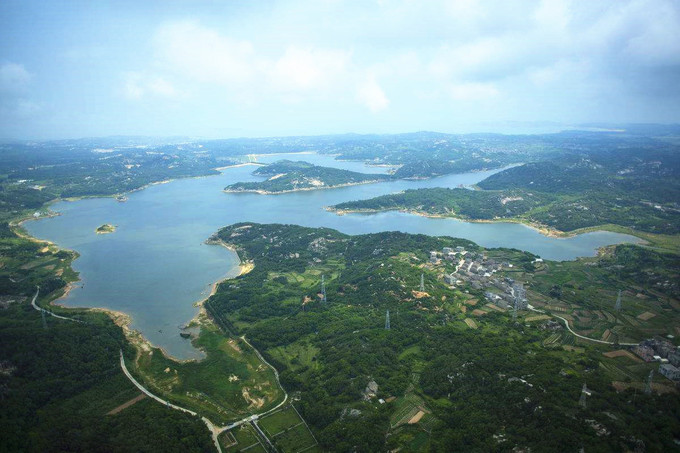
224 160 391 193
95 223 117 234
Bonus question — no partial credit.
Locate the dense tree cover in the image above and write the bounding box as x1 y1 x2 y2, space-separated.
206 223 680 452
333 187 555 220
225 160 390 193
477 148 680 233
393 158 504 179
0 302 213 452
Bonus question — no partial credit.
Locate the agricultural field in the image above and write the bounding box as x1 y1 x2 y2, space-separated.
524 246 680 343
221 424 266 453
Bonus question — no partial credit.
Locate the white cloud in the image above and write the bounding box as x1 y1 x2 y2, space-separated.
122 72 179 100
357 76 389 112
0 62 32 92
115 1 680 131
153 21 256 85
272 47 351 93
448 82 499 101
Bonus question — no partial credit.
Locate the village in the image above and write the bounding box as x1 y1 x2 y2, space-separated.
428 245 680 386
428 246 532 310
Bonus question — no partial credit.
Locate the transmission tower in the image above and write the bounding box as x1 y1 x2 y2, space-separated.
615 290 622 312
321 274 327 303
579 383 589 408
41 309 47 329
420 273 425 292
644 370 653 395
385 310 390 330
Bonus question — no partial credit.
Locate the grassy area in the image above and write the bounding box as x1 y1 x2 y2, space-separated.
268 341 321 372
134 314 285 425
259 406 302 436
271 422 318 453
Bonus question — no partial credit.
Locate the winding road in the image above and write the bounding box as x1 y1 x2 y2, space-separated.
31 285 290 452
528 305 639 347
118 333 292 453
30 286 83 323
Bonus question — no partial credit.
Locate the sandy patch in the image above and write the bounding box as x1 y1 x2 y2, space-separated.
602 350 643 362
636 311 656 321
241 387 265 409
408 410 425 424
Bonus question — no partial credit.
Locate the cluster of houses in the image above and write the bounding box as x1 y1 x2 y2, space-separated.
430 246 524 309
634 337 680 381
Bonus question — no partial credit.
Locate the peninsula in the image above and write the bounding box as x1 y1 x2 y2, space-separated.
224 160 391 193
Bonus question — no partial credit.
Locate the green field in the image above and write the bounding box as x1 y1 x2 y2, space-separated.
270 422 318 453
134 318 285 425
259 406 303 436
259 405 319 453
222 424 266 452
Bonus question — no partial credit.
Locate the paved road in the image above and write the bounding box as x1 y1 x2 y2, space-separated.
528 305 639 347
119 350 224 452
119 334 292 452
30 286 83 323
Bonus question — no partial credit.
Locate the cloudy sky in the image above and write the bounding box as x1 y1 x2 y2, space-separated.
1 0 679 139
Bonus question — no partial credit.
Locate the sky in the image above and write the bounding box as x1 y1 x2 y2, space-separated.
1 0 679 140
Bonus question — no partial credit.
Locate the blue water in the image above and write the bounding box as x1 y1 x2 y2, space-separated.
25 154 641 359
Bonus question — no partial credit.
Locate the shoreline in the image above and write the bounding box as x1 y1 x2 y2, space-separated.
106 237 254 365
224 178 389 195
214 162 264 171
329 206 649 243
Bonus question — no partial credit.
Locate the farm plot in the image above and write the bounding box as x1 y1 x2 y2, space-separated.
222 424 266 453
259 405 318 453
390 393 430 428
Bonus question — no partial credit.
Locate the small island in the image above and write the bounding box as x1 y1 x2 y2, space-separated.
95 223 117 234
224 160 391 194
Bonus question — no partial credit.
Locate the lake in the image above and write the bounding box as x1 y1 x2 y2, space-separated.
25 153 641 359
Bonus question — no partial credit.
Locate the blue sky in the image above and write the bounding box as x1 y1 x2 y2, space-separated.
1 0 679 139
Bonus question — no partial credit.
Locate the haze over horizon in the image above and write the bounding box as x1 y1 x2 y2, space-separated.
2 0 680 140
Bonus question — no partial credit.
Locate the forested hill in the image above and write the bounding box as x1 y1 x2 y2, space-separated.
204 222 680 452
332 187 556 220
331 148 680 235
224 160 390 193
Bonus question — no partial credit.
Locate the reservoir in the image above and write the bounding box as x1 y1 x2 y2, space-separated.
24 153 641 359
